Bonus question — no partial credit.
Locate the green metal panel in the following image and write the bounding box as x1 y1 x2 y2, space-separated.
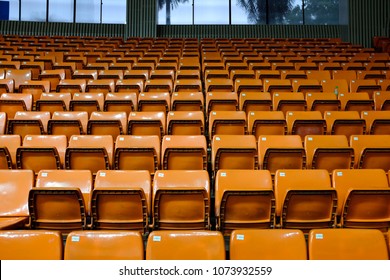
127 0 157 38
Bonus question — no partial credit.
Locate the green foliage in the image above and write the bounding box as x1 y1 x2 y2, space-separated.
304 0 339 24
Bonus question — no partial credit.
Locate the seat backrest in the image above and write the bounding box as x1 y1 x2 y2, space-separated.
305 92 340 115
8 111 50 138
0 93 33 117
114 135 160 174
166 111 204 135
272 91 306 114
138 91 170 113
215 169 274 232
171 91 204 111
208 110 247 137
146 230 225 260
87 111 127 140
64 230 143 260
274 169 337 230
361 110 390 135
0 134 21 169
0 230 63 260
308 228 389 260
128 111 166 140
324 111 365 139
230 229 307 260
92 170 151 231
5 69 32 91
0 169 34 229
152 170 210 230
286 111 326 140
49 111 88 138
36 92 71 112
247 111 287 138
104 92 137 113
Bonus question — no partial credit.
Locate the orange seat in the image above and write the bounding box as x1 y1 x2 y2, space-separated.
338 92 374 112
292 79 322 93
69 92 104 117
0 230 62 260
373 91 390 110
209 111 247 138
230 229 307 260
0 170 33 230
138 91 170 113
305 92 340 115
36 92 71 113
48 111 88 139
56 79 86 93
7 111 50 138
128 111 166 140
361 110 390 134
171 91 204 111
5 69 32 92
64 231 144 260
350 79 381 98
206 91 238 114
239 91 272 114
248 111 287 138
152 170 210 230
87 111 127 140
104 92 137 114
308 228 389 260
0 93 32 118
166 111 204 135
215 170 275 233
91 170 151 232
286 111 327 140
272 92 306 114
324 111 366 139
146 230 225 260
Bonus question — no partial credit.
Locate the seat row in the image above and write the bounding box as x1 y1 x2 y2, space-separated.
1 134 389 176
0 228 388 260
1 168 390 234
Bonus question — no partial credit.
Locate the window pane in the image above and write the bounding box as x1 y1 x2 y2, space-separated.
269 0 303 24
282 0 303 24
49 0 74 22
232 0 266 24
21 0 46 21
158 0 192 25
102 0 126 24
304 0 339 24
5 0 19 20
194 0 229 25
76 0 100 23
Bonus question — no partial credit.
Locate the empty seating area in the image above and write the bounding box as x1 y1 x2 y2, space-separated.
1 35 390 260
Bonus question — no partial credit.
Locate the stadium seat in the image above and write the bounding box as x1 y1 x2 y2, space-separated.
138 91 170 113
5 69 32 92
38 69 66 91
350 79 381 98
258 135 306 175
308 228 389 260
161 135 207 170
146 230 225 260
230 229 307 260
292 79 322 93
114 135 160 175
128 111 166 140
91 170 151 232
248 111 287 138
272 92 306 114
338 92 374 112
286 111 327 140
0 230 63 260
239 91 272 114
321 79 349 94
87 111 127 140
208 111 247 138
304 135 354 173
152 170 210 230
206 91 238 114
361 110 390 134
0 134 21 168
69 92 104 117
274 169 337 231
264 79 292 94
174 79 202 92
166 111 204 135
16 135 67 174
171 91 204 111
373 91 390 110
0 169 33 229
324 111 366 139
115 79 144 94
64 231 144 260
86 79 115 94
56 79 87 93
215 170 274 233
36 92 71 113
29 170 92 231
0 78 15 93
48 111 88 139
0 93 32 118
332 169 390 230
104 92 137 114
234 78 263 94
7 111 50 138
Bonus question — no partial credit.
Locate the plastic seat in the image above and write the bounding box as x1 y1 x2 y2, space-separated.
87 111 127 140
114 135 160 175
38 69 66 91
305 92 340 115
205 78 234 92
308 228 389 260
144 79 173 94
286 111 327 140
0 169 33 229
16 135 67 174
18 80 50 105
274 169 337 231
361 110 390 134
295 62 318 71
165 111 204 135
263 79 292 94
248 111 287 139
208 111 247 138
138 91 170 113
98 69 124 81
239 91 272 114
5 69 32 92
0 134 21 169
91 170 151 232
212 135 258 175
104 92 137 114
171 91 204 111
65 135 113 174
215 170 275 233
52 62 76 79
48 111 88 139
0 230 62 260
152 170 210 230
123 69 149 81
357 70 386 80
115 79 144 94
350 79 381 98
321 79 349 94
128 111 166 140
234 79 263 94
258 135 306 175
0 93 32 118
230 229 307 260
338 92 374 112
324 111 366 139
7 111 50 138
173 79 202 92
56 79 86 93
230 69 255 81
69 92 104 117
36 92 71 113
281 70 307 80
64 231 143 260
304 135 353 173
350 135 390 171
332 169 390 230
0 78 14 93
29 170 92 231
206 91 238 114
332 70 357 84
205 69 229 80
292 79 322 93
161 135 207 170
146 230 225 260
306 70 331 82
319 62 342 71
86 79 115 94
373 91 390 110
341 62 365 71
272 92 306 115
